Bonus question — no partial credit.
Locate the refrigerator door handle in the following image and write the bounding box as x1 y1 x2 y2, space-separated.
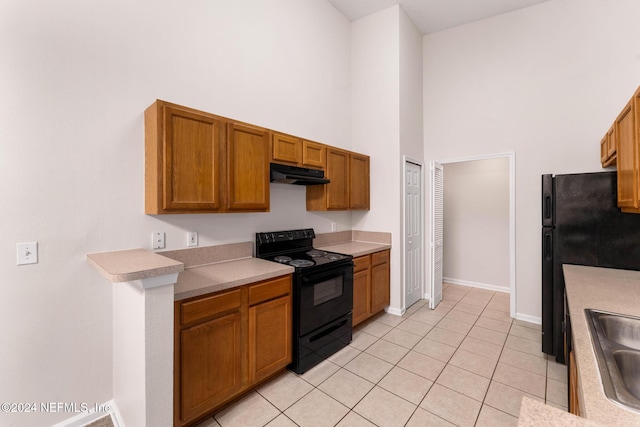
544 232 553 260
544 195 552 222
541 174 554 227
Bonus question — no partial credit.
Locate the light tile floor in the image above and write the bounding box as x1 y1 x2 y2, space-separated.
196 283 568 427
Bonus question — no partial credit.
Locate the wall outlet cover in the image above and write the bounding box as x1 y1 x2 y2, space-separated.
152 232 165 249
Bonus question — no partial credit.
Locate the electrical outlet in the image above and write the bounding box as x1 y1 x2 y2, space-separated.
152 232 165 249
17 242 38 265
331 222 337 232
187 231 198 247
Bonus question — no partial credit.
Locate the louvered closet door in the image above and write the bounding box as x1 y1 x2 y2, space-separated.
430 162 443 309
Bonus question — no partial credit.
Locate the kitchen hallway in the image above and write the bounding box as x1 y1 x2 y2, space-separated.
196 283 567 427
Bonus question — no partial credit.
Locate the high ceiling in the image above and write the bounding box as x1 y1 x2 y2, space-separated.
327 0 551 34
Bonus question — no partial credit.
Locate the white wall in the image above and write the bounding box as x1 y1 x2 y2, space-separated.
423 0 640 321
351 7 402 310
351 5 423 312
443 158 510 290
0 1 351 425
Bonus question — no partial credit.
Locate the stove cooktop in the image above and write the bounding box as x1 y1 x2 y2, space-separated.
255 228 352 270
267 249 351 269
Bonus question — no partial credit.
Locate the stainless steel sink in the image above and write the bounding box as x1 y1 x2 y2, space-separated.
586 309 640 412
599 315 640 351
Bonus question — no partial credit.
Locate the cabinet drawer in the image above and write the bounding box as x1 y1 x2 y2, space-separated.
353 255 370 272
371 250 389 266
180 289 242 325
249 276 291 306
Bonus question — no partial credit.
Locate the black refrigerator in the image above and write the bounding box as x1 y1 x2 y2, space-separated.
542 171 640 364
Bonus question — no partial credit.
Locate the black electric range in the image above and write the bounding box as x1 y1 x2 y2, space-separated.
256 228 353 374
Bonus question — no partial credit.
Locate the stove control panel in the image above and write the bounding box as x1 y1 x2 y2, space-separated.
256 228 316 244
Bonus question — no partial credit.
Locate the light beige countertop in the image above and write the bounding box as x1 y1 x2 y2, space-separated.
518 265 640 427
317 241 391 257
519 397 602 427
174 257 294 301
86 230 391 301
563 265 640 426
314 229 392 257
86 248 184 283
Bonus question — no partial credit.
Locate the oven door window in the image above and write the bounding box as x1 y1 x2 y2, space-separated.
314 276 343 306
298 264 354 337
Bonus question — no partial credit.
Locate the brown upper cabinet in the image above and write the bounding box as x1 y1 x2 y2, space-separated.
600 125 616 167
271 132 325 169
349 152 370 210
144 100 269 214
306 146 370 211
616 92 639 212
226 122 270 211
146 99 369 213
599 86 640 213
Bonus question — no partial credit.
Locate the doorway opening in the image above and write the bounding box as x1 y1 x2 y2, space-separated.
430 152 516 318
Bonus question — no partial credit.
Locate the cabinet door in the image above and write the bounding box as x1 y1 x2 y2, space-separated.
616 100 637 209
352 264 370 327
146 102 223 213
326 147 349 210
179 311 243 423
349 153 370 210
607 125 616 159
272 132 301 165
569 349 581 416
249 295 291 383
302 140 325 169
227 122 270 211
371 252 390 315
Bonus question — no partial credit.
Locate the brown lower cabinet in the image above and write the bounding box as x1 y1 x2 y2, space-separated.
569 349 582 416
352 250 390 326
174 275 292 427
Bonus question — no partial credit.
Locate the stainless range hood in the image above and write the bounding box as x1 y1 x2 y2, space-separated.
270 163 330 185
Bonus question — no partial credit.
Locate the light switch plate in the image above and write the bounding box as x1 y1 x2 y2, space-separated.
17 242 38 265
187 231 198 247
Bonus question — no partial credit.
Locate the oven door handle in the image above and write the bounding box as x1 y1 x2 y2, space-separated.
309 318 349 343
301 264 352 285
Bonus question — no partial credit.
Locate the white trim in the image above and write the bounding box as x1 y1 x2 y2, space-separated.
401 156 425 312
137 273 179 289
515 313 542 325
432 152 516 317
437 151 515 165
385 306 405 316
50 400 121 427
443 277 509 293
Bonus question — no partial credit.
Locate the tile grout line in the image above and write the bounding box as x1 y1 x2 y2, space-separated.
209 284 560 427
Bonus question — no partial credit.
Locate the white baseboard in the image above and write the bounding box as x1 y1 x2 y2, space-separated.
515 312 542 325
385 306 404 317
52 400 122 427
443 277 510 294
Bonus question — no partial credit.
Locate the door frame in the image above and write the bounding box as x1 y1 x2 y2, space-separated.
431 151 516 318
401 156 425 312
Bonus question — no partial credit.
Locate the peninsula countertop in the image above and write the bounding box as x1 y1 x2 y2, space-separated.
563 264 640 426
519 265 640 427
